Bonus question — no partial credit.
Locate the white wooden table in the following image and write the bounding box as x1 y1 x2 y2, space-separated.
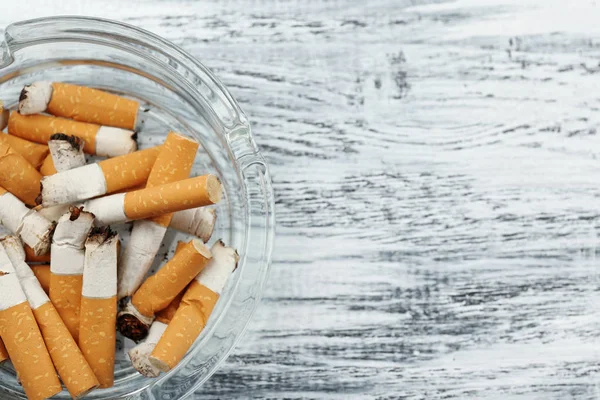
4 0 600 398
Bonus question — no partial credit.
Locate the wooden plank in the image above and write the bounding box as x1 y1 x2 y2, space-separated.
3 0 600 398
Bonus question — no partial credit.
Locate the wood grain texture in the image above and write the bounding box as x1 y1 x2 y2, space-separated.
4 0 600 398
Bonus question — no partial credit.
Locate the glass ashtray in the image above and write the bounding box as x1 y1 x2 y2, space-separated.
0 16 274 399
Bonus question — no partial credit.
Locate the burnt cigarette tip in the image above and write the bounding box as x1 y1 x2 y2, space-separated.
49 133 84 151
18 87 28 103
89 225 117 242
206 175 223 203
119 296 130 309
69 206 83 221
234 249 241 268
117 313 150 342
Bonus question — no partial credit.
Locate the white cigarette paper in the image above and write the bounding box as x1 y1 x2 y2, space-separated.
82 231 119 299
37 204 70 223
48 134 86 173
1 236 48 310
51 209 94 275
36 139 86 224
18 81 52 115
197 240 239 294
128 321 168 378
169 207 216 243
117 220 168 300
96 126 137 156
41 163 107 207
0 191 54 255
0 245 27 311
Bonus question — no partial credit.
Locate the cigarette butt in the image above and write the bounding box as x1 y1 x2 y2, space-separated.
44 82 139 130
0 245 62 400
34 302 100 398
0 142 42 206
0 100 8 130
25 244 51 263
48 133 86 173
0 187 54 255
86 174 222 226
79 228 119 388
0 338 7 363
117 133 199 300
40 146 161 207
1 235 99 398
118 240 212 341
169 207 216 243
19 81 139 129
40 154 57 176
149 241 238 372
132 240 212 317
125 174 221 221
8 111 137 157
128 249 185 377
99 185 217 241
50 208 95 342
0 134 49 169
31 264 50 294
0 302 63 400
149 282 218 372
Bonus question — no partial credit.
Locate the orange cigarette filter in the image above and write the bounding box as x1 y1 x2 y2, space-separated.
8 111 99 153
79 296 117 388
0 338 8 363
0 100 8 130
146 132 199 227
50 274 83 342
33 302 100 398
153 242 186 325
150 282 219 371
48 82 139 130
152 242 186 325
39 154 57 176
155 290 185 325
131 240 212 318
25 244 51 263
0 142 42 206
124 175 221 221
0 134 49 169
31 264 51 294
0 302 62 400
98 146 161 193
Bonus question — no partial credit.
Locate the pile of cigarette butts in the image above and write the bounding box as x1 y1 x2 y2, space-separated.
0 82 239 400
